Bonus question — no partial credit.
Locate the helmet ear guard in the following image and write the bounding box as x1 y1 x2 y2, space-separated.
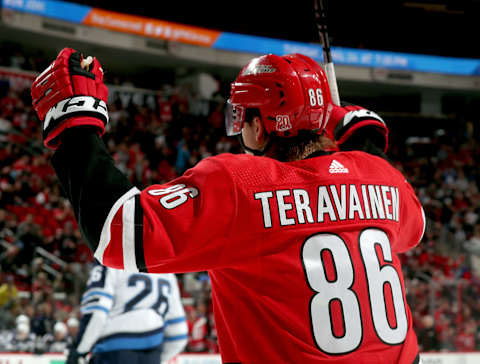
225 82 270 136
225 100 245 136
226 53 333 139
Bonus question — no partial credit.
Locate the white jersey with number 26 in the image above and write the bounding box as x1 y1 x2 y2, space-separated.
76 262 187 361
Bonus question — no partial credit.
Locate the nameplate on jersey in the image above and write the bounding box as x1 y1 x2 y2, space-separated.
254 184 399 228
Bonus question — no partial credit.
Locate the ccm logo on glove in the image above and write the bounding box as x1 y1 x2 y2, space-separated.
44 96 108 133
338 109 384 128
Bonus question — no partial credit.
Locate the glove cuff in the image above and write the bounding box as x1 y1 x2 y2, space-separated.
44 115 106 150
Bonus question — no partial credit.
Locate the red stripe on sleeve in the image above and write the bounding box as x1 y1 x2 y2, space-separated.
102 205 125 269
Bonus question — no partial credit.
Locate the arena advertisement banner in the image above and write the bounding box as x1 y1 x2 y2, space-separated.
1 0 90 23
82 8 221 47
1 0 480 75
0 0 221 47
212 32 480 76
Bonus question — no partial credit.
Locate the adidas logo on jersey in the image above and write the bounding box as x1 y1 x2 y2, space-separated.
329 160 349 174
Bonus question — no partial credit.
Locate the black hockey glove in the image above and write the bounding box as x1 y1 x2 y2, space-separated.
326 103 388 153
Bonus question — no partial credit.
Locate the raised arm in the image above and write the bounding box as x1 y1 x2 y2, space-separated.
31 48 134 253
31 48 236 273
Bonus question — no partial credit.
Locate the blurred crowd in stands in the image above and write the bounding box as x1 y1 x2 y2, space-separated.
0 44 480 355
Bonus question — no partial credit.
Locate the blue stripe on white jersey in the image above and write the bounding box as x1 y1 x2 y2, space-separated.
166 317 186 325
81 290 114 302
81 305 110 314
93 327 164 353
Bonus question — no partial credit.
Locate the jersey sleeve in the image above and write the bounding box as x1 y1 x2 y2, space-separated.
51 128 236 273
51 128 135 254
75 263 116 354
392 177 426 253
94 157 236 273
161 274 188 361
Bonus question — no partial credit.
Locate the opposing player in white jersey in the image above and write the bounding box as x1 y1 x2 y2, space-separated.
67 261 187 364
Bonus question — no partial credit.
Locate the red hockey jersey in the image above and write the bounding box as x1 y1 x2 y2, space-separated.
93 151 425 364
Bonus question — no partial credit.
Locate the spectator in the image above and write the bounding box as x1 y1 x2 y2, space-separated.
32 271 53 297
416 315 439 352
66 317 79 340
30 301 55 337
175 138 191 175
0 328 10 351
464 224 480 276
187 302 208 353
42 321 71 353
0 275 17 308
5 321 36 352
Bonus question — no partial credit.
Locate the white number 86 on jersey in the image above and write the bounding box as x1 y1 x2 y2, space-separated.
148 184 199 209
301 228 408 355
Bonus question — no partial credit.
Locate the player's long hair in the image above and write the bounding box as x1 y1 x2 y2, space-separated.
269 131 335 162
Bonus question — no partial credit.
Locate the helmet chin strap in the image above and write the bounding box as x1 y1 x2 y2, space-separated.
237 134 273 156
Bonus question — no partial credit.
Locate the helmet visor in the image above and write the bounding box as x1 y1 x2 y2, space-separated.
225 99 245 136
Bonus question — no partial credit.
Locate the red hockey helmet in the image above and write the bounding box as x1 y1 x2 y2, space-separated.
226 53 333 137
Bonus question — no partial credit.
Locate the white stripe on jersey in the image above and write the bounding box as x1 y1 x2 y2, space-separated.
122 197 138 272
419 206 426 242
95 187 140 265
164 317 188 339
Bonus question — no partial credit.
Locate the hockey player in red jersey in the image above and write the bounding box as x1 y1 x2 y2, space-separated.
31 48 425 364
